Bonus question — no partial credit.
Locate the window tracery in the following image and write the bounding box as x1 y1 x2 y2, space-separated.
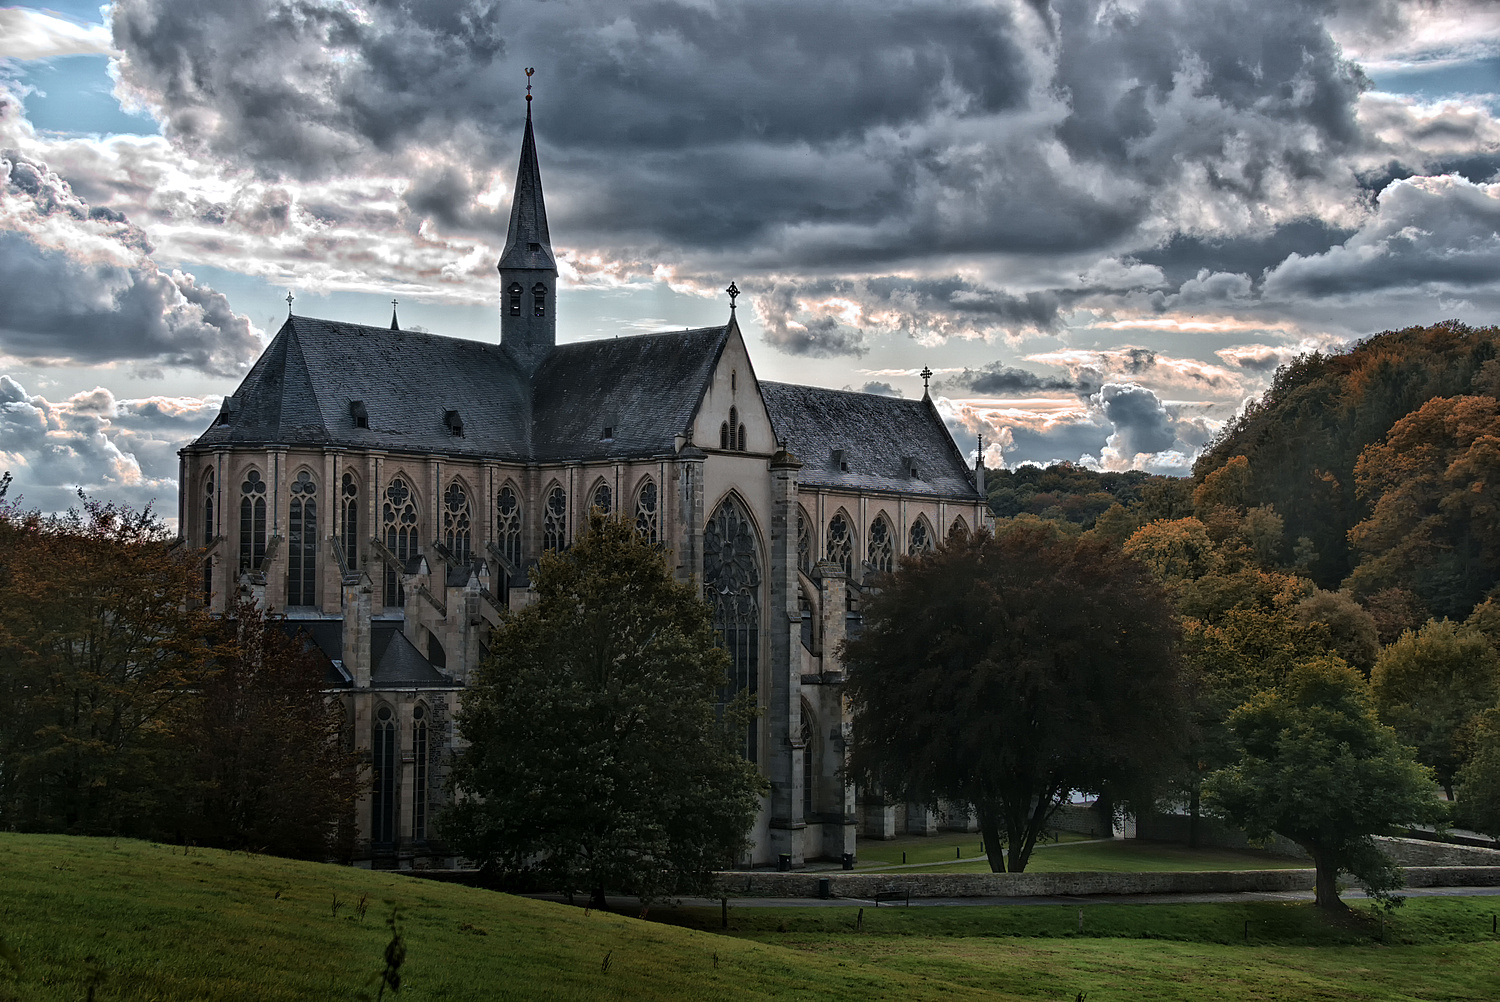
867 514 894 574
542 485 567 552
412 704 429 842
826 512 852 575
590 481 613 515
287 471 317 606
203 471 215 545
634 478 658 544
383 477 418 608
950 515 970 539
239 470 266 571
497 484 522 567
908 517 933 555
372 704 396 846
341 472 359 569
797 505 812 576
443 482 472 564
704 495 761 760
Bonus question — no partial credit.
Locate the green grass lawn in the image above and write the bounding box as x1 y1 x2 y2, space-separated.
2 833 1497 1001
856 832 1309 873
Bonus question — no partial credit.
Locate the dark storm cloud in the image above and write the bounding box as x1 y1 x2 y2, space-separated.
938 362 1099 397
0 151 261 376
859 381 901 397
1096 382 1176 457
1134 220 1359 289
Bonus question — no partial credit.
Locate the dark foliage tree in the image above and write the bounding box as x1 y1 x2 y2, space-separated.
1454 707 1500 839
843 521 1188 873
1195 321 1500 590
172 600 361 859
443 514 764 904
0 494 213 835
1206 657 1441 910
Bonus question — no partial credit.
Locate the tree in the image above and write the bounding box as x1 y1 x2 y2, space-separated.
1295 589 1380 676
1370 620 1500 799
1453 708 1500 838
843 521 1188 873
0 495 214 835
1206 658 1441 910
443 514 763 904
172 600 361 859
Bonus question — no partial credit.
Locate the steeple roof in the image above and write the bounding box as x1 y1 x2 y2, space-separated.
497 107 555 272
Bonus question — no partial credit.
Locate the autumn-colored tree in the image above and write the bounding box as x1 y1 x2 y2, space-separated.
1123 517 1220 584
171 600 361 859
1349 394 1500 618
0 495 213 835
844 522 1188 873
1370 620 1500 799
1206 657 1441 910
1295 589 1380 676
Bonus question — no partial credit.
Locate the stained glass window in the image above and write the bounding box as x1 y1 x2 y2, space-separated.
950 515 970 539
341 472 359 570
797 506 812 576
867 514 893 574
239 470 266 571
635 478 658 544
372 705 396 846
203 471 215 546
287 471 317 606
412 704 429 842
443 482 472 564
908 517 932 555
383 477 419 608
497 484 522 567
542 485 567 552
704 496 761 760
591 481 612 515
826 512 852 575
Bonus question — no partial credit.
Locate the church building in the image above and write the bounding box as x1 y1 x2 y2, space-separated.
178 99 989 868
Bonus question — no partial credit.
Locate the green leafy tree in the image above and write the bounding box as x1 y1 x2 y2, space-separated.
1370 620 1500 799
443 514 764 904
843 522 1188 873
1206 657 1441 910
172 600 361 859
1454 708 1500 838
1296 589 1380 676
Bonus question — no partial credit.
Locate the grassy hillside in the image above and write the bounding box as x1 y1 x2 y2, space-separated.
2 834 1498 1001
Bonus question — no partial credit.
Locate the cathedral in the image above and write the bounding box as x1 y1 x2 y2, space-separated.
178 100 989 868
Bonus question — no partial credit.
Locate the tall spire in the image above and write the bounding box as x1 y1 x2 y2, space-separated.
497 73 553 272
497 69 558 372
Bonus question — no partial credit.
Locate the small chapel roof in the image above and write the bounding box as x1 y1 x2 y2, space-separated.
761 382 981 500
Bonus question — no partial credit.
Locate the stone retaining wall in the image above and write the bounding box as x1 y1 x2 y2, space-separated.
710 866 1500 899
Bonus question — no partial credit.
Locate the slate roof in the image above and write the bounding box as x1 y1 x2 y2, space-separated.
761 383 980 499
191 317 730 462
281 619 455 689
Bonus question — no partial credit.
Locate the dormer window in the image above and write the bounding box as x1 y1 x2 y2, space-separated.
216 396 239 426
602 426 615 440
350 400 369 429
444 409 464 437
528 242 541 253
902 455 920 479
832 448 849 472
532 282 547 317
508 282 522 316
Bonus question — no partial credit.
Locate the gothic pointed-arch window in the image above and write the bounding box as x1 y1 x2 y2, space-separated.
287 471 318 606
737 422 747 451
532 282 547 317
412 703 430 842
634 477 658 544
908 516 933 555
867 514 894 574
203 470 215 545
383 477 419 608
704 495 761 760
826 512 852 575
800 703 816 818
949 515 970 539
719 421 729 449
341 472 359 569
590 480 613 515
443 481 472 564
239 469 267 571
508 282 522 316
372 704 397 847
796 505 812 576
542 484 567 552
496 483 522 567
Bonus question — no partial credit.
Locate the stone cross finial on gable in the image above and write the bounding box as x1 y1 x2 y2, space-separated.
286 291 294 316
726 281 740 312
920 365 933 396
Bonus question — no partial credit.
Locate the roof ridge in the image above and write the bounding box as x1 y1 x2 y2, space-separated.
762 380 924 403
549 325 729 351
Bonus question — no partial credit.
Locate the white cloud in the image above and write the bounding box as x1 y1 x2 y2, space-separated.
0 9 115 61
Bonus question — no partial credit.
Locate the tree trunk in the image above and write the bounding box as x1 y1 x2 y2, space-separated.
1312 851 1344 911
1187 775 1201 849
590 884 608 910
1095 789 1114 839
975 802 1007 873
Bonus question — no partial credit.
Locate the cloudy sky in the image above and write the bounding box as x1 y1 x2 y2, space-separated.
1 0 1498 515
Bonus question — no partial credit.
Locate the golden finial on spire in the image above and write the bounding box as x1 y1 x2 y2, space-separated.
525 67 534 105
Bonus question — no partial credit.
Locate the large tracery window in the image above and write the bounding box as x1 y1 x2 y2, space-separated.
635 478 658 544
371 705 397 846
412 704 429 842
497 484 522 567
704 495 761 760
950 515 970 539
203 471 215 545
287 471 318 606
590 481 613 515
908 517 933 555
542 485 567 552
341 472 359 570
797 505 812 576
383 477 419 608
443 482 472 564
867 514 894 574
826 512 853 576
239 470 267 571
